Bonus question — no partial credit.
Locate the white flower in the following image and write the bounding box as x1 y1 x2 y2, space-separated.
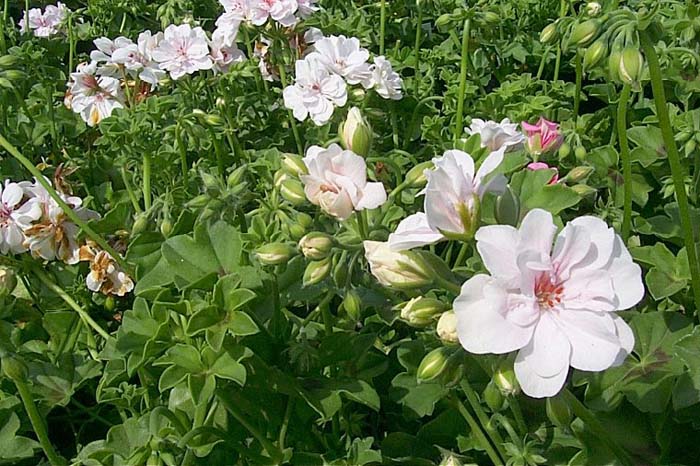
152 24 213 80
0 181 41 255
111 31 166 87
219 0 258 23
209 28 246 74
19 3 69 38
454 209 644 398
366 56 403 100
251 0 299 26
465 118 525 152
90 36 134 77
19 8 43 35
306 35 371 85
388 148 506 250
297 0 319 18
363 241 433 289
300 143 386 220
79 243 134 296
303 27 324 45
283 57 347 126
67 62 124 126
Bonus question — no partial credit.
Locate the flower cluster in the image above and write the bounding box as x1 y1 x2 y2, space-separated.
0 179 133 296
217 0 319 28
19 2 69 38
284 34 403 125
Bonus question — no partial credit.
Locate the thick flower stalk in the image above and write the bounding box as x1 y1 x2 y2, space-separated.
454 209 644 398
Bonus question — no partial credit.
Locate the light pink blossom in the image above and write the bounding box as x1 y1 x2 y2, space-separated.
152 24 214 80
522 117 563 156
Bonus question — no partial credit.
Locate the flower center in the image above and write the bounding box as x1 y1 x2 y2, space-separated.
534 272 563 310
319 183 338 194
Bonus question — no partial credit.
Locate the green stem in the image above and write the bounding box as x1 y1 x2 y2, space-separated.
561 389 633 466
573 50 582 124
508 396 528 434
553 44 562 81
640 31 700 313
121 166 143 213
11 374 67 465
67 13 74 75
24 0 29 36
358 209 370 239
453 242 470 269
142 153 152 211
175 124 189 187
413 1 423 96
32 267 112 341
278 397 294 451
434 274 461 295
0 133 129 270
454 19 471 144
460 380 508 460
536 46 551 80
379 0 386 55
617 84 633 240
452 396 504 466
277 63 304 155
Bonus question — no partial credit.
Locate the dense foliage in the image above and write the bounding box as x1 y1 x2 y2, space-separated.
1 0 700 465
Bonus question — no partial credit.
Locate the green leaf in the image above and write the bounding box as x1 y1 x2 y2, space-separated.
227 311 260 336
0 411 39 461
209 352 247 385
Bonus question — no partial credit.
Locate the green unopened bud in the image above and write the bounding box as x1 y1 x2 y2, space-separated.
288 223 306 240
495 187 520 227
227 165 246 188
132 213 149 235
201 171 220 191
274 170 290 188
494 360 519 396
187 194 210 209
1 355 28 380
619 47 644 88
332 250 349 288
364 241 434 289
397 297 447 327
540 23 559 44
299 232 334 260
340 107 373 157
571 184 597 196
281 153 308 177
405 161 433 188
585 1 602 16
0 268 17 298
439 454 463 466
2 70 25 82
417 347 451 382
608 49 622 82
481 11 499 24
159 218 173 238
546 394 573 428
256 243 296 265
583 39 607 70
484 381 506 411
280 179 306 205
343 290 362 321
435 13 454 30
558 141 572 159
0 55 19 68
574 145 587 162
569 20 600 47
204 114 225 127
436 310 458 344
303 256 332 286
564 166 594 183
350 88 366 100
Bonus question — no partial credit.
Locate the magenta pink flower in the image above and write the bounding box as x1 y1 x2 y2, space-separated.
522 117 563 156
527 162 559 184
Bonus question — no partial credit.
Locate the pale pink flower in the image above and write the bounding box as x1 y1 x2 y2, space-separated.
209 28 246 73
454 209 644 398
465 118 524 152
522 117 563 156
306 35 371 85
388 148 506 250
365 56 403 100
301 143 386 220
250 0 299 26
527 162 559 184
283 57 347 126
67 62 124 126
152 24 213 80
19 3 69 38
111 31 166 88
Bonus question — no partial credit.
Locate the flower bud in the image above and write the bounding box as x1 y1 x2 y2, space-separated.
417 347 451 382
398 297 447 327
539 23 558 44
558 142 571 159
201 171 220 191
607 49 622 82
436 310 458 344
2 70 25 82
280 179 306 206
546 394 573 428
281 153 308 177
303 256 332 287
0 55 19 68
159 218 173 238
564 166 594 183
483 381 506 411
523 117 563 156
255 242 296 265
132 213 149 235
569 20 600 47
204 114 225 127
1 355 28 380
274 170 290 188
571 184 597 196
0 268 18 298
342 290 362 321
227 165 247 188
339 107 373 157
585 1 602 16
287 223 306 240
439 455 463 466
404 161 433 188
583 39 607 70
435 13 454 30
298 232 334 260
481 11 500 25
495 187 520 227
618 47 644 89
332 250 349 287
494 360 519 396
297 212 313 229
363 241 434 289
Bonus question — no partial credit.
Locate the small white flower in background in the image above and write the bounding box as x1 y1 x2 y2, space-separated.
251 0 299 27
300 143 386 220
366 56 403 100
152 24 213 80
21 182 99 265
388 148 506 250
363 241 433 289
214 10 242 45
79 242 134 296
454 208 644 398
283 57 347 126
91 36 135 77
111 31 166 88
209 28 246 74
219 0 259 24
0 181 42 255
465 118 525 152
19 3 69 38
297 0 319 18
307 35 372 85
67 62 124 126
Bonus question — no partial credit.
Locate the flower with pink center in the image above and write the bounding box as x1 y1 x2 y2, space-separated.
306 35 371 85
522 117 563 156
19 3 69 38
454 208 644 398
66 62 124 126
209 28 246 74
250 0 299 26
110 31 166 88
283 56 347 126
527 161 559 184
152 24 214 80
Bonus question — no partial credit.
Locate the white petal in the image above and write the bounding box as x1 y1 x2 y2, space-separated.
557 309 621 371
611 314 635 367
519 209 556 258
388 213 444 251
475 225 519 281
608 236 644 310
355 182 387 210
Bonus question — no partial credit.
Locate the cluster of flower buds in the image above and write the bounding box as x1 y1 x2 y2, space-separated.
284 34 403 125
0 178 133 296
19 2 69 38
